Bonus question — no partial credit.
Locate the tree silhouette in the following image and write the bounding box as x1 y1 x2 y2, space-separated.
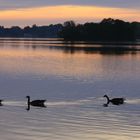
60 18 139 41
0 18 139 41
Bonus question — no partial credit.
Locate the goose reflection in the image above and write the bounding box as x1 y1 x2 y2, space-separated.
26 96 46 111
103 95 125 107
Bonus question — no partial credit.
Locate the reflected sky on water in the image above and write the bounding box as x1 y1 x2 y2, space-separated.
0 38 140 140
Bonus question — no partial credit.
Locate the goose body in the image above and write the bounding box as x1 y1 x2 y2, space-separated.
26 96 46 110
30 99 46 106
0 99 3 106
103 95 124 106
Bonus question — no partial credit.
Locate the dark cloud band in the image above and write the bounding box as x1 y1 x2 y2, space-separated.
0 0 139 10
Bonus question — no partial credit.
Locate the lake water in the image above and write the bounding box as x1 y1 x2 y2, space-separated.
0 38 140 140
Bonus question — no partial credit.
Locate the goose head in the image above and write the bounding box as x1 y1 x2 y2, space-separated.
103 95 108 98
26 96 30 99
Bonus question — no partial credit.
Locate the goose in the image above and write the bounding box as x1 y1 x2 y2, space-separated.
0 99 3 106
26 96 46 110
103 95 125 106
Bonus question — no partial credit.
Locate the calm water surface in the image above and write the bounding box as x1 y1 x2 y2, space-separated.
0 38 140 140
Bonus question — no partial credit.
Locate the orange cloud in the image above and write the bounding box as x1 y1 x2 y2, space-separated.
0 5 139 24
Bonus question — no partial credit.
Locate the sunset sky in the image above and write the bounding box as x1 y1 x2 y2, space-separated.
0 0 139 27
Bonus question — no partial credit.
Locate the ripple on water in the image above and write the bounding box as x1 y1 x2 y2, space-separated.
0 97 140 140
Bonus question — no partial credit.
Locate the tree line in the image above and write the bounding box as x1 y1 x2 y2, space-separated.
59 18 140 41
0 24 63 38
0 18 140 41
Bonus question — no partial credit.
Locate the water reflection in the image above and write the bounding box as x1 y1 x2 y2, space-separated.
0 38 140 140
0 38 140 79
0 38 140 55
48 45 139 55
26 103 46 111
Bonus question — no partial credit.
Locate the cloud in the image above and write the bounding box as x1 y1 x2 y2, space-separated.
0 0 139 10
0 5 139 27
0 0 139 27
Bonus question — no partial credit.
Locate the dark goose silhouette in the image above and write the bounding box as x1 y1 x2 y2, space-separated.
0 100 3 106
26 96 46 110
103 95 125 106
